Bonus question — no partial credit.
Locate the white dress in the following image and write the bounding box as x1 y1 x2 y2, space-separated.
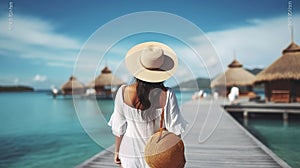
108 85 188 168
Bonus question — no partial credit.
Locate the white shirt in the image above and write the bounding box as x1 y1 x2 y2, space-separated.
108 85 188 168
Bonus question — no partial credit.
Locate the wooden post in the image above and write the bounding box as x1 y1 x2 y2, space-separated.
243 117 248 126
283 112 289 121
283 119 289 127
243 111 248 119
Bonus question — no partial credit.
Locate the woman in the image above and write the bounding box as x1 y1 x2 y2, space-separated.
108 42 187 168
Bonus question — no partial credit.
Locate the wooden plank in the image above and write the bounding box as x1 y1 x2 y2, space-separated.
224 101 300 115
225 107 300 113
76 99 291 168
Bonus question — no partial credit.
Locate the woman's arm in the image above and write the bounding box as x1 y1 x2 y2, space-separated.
114 135 123 165
165 89 188 136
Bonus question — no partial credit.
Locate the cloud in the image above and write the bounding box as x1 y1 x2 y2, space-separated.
0 77 18 85
0 16 81 50
160 15 300 83
0 15 82 68
192 15 300 71
47 62 74 68
33 74 47 82
174 42 222 79
2 13 299 89
14 78 19 85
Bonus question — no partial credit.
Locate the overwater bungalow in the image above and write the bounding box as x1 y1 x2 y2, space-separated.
255 41 300 103
211 58 256 97
88 66 124 98
61 76 85 95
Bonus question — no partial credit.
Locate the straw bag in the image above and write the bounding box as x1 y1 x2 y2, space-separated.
144 99 186 168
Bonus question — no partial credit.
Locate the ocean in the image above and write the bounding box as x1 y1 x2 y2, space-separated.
233 115 300 168
0 92 104 168
0 90 194 168
0 91 299 167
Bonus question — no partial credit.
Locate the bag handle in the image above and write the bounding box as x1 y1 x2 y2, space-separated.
157 91 166 142
159 104 165 132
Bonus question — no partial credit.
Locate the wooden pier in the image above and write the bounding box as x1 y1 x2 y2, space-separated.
224 101 300 121
77 99 291 168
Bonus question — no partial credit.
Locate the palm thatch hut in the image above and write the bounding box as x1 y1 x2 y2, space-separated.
61 76 85 95
211 59 256 96
88 66 124 97
255 41 300 103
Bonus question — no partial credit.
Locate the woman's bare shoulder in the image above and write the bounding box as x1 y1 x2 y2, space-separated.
123 84 137 93
123 84 139 107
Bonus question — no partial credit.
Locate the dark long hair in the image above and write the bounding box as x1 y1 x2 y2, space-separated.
136 78 167 110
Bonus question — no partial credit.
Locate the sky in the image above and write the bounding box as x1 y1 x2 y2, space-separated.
0 0 299 89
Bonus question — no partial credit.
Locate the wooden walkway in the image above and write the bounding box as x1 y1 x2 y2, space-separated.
224 101 300 121
76 99 291 168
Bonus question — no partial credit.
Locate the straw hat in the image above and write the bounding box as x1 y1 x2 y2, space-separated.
144 130 186 168
125 42 178 83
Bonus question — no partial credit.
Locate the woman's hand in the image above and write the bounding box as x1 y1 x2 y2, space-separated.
114 152 121 165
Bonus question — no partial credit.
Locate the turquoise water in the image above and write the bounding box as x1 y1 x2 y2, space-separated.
0 92 105 168
0 90 194 168
3 91 298 168
234 115 300 168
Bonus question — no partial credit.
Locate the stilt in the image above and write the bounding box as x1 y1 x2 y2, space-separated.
283 112 289 121
283 120 289 127
243 117 248 126
243 111 248 119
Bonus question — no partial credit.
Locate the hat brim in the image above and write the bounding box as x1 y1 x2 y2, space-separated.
125 42 178 83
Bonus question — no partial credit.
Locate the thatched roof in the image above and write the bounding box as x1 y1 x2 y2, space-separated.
89 66 124 87
255 42 300 83
61 76 85 90
211 59 255 87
